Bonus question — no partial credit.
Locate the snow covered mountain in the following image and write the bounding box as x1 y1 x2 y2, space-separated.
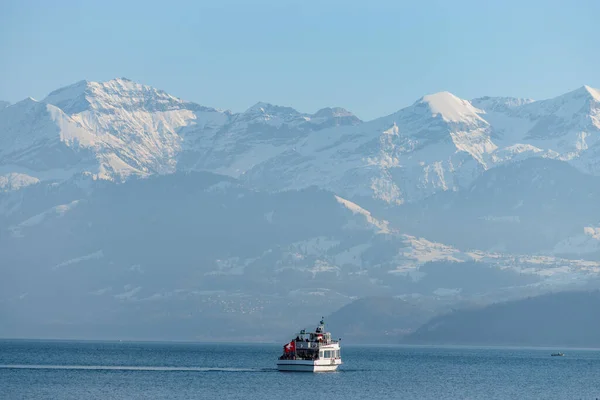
2 79 600 252
244 86 600 204
0 98 97 179
241 91 497 204
3 79 600 254
3 78 600 206
177 101 360 179
42 78 229 179
3 78 600 340
1 78 599 205
0 79 363 189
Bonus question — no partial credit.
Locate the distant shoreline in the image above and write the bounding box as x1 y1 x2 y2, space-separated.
2 338 599 351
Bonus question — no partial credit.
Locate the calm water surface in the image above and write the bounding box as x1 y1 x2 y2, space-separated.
1 340 599 399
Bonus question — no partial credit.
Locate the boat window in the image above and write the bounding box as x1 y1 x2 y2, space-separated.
319 351 324 358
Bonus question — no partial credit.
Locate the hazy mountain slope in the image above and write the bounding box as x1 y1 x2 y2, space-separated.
2 171 599 340
390 157 600 254
405 291 600 347
0 172 354 340
553 226 600 258
325 297 437 343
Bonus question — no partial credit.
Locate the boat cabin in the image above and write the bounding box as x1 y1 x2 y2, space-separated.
278 319 341 361
276 318 343 372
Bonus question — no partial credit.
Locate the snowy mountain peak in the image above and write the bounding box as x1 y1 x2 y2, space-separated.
43 78 192 115
414 91 486 124
0 95 98 176
9 97 39 109
240 102 361 128
36 78 232 180
313 107 356 119
507 84 600 141
42 80 91 114
246 101 270 112
581 85 600 102
555 85 600 104
244 102 305 120
310 107 362 127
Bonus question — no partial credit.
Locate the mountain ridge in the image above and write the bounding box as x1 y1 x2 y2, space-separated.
3 78 600 206
404 290 600 347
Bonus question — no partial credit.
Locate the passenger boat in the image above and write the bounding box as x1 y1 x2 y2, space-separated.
551 352 565 357
277 318 342 372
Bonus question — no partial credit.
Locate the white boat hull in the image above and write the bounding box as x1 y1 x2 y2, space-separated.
277 359 342 372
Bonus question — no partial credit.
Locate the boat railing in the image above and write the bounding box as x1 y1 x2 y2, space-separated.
295 339 339 350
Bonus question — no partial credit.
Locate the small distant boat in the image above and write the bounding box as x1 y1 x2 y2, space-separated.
276 318 342 372
551 352 565 357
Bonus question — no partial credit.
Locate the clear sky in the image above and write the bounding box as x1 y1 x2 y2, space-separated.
1 0 598 120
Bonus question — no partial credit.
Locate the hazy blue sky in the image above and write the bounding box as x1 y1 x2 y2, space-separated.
1 0 598 120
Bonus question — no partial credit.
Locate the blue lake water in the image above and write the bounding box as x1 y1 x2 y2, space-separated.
1 340 600 399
